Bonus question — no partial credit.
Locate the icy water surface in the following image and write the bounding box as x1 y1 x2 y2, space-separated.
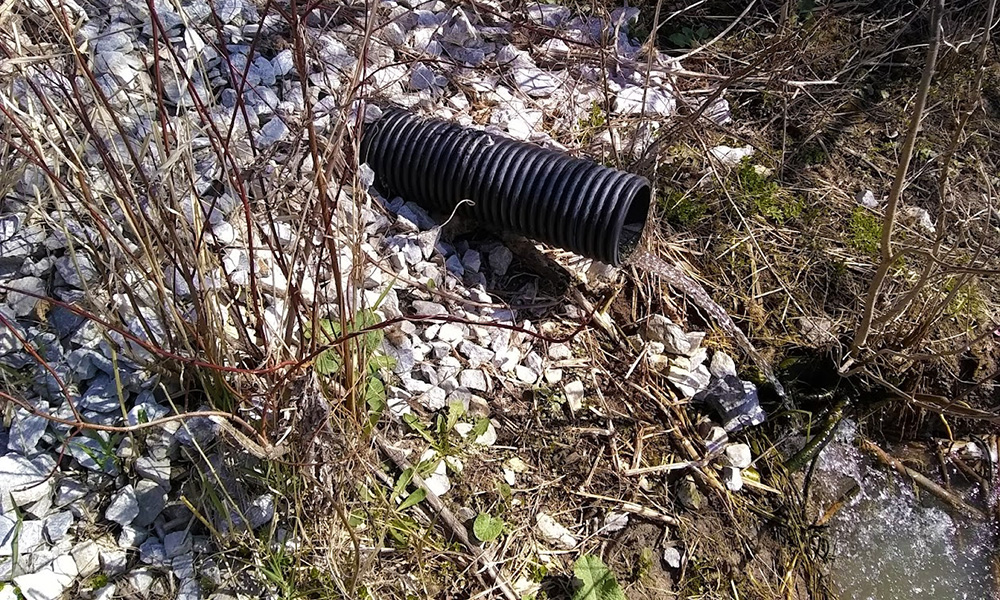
811 422 997 599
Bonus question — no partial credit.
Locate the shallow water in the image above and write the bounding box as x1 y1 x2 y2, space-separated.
810 422 997 600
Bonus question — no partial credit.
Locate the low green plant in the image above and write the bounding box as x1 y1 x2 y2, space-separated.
403 400 490 462
735 160 803 222
848 207 882 255
472 512 505 543
307 307 395 427
658 190 707 227
572 555 626 600
668 25 710 49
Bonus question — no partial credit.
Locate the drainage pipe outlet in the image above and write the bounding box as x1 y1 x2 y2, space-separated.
360 108 651 266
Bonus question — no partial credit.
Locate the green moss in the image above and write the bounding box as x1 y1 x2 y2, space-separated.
89 574 110 589
848 207 882 255
576 100 606 146
801 144 827 165
735 160 803 222
658 190 707 227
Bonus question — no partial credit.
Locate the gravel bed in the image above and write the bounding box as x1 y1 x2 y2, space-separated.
0 1 752 598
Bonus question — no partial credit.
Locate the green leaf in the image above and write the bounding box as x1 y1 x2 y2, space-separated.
368 353 397 372
445 400 465 432
365 376 386 414
314 349 343 376
392 468 414 500
469 417 491 439
472 513 504 542
572 555 627 600
402 414 435 444
398 488 427 511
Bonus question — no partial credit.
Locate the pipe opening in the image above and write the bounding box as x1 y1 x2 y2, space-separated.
617 182 651 264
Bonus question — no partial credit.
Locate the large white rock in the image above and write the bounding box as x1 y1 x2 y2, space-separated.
13 566 74 600
614 86 675 116
0 454 54 511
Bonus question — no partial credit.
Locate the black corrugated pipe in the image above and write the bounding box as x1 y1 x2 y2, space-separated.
360 107 651 266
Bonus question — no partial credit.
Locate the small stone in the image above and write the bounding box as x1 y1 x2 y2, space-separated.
133 480 168 527
643 315 691 354
724 443 752 469
564 380 584 411
420 386 448 411
5 276 45 317
13 568 73 600
94 585 116 600
722 466 743 492
857 189 878 208
412 300 447 315
43 512 73 543
540 38 570 58
72 540 100 577
409 62 444 90
488 246 513 277
105 485 139 527
667 363 711 398
526 2 570 26
458 341 494 367
535 513 576 549
177 577 200 600
54 479 87 508
474 422 498 446
440 8 479 47
118 525 146 548
164 531 192 559
0 454 54 510
421 451 451 496
512 66 562 97
614 85 675 116
9 409 48 455
247 494 275 529
135 456 171 487
547 343 572 361
458 369 487 391
140 538 166 566
514 365 537 385
100 547 128 575
461 249 481 272
543 368 563 384
0 516 43 557
271 49 295 76
663 546 682 568
709 351 737 379
466 394 490 417
437 323 465 343
695 375 766 433
55 254 99 288
257 117 288 147
126 569 154 595
210 221 237 244
703 425 728 452
602 511 629 533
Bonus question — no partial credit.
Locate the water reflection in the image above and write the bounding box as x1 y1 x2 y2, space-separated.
811 422 997 599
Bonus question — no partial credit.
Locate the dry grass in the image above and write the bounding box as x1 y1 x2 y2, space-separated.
1 0 998 598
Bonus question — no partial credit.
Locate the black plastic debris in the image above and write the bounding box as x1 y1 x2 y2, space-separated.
695 374 766 433
360 107 651 266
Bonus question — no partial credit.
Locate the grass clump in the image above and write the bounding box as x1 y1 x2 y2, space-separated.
848 207 882 255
